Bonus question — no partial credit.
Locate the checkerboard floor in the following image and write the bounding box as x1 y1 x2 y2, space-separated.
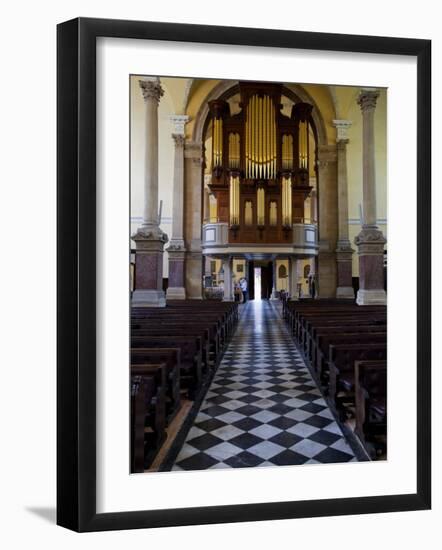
172 299 357 471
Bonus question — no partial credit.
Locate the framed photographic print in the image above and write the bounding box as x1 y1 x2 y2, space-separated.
57 17 431 532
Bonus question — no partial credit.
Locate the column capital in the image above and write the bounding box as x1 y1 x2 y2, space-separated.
167 239 186 252
139 78 164 103
172 134 185 147
358 88 380 112
184 140 203 158
169 114 190 135
333 119 352 142
317 144 337 168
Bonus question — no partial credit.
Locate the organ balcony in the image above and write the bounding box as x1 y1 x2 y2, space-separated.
202 218 318 257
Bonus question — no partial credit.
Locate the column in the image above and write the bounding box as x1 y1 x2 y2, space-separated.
166 115 189 300
333 120 355 299
270 259 278 299
310 189 318 224
316 145 338 298
203 184 211 223
355 89 387 305
184 141 204 299
221 256 234 301
289 257 300 300
132 78 168 308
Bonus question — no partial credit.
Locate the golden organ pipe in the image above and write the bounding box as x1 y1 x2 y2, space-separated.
258 96 261 178
267 96 271 177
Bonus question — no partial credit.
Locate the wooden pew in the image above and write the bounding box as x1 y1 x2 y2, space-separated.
131 335 202 398
327 342 387 418
132 321 220 367
315 332 387 381
308 323 387 365
355 360 387 458
130 348 181 421
130 363 167 473
132 326 211 374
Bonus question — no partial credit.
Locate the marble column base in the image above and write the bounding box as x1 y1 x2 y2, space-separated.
166 286 186 300
336 286 355 299
185 251 203 299
132 227 168 308
336 242 354 299
167 245 186 300
356 288 387 306
354 226 386 306
317 249 337 298
132 289 166 308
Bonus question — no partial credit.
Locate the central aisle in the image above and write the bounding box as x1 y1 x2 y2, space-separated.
172 300 357 470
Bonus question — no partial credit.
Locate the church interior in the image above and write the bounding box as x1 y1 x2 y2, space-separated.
130 76 388 473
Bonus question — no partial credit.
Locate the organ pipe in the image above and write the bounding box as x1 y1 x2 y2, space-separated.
228 133 240 169
245 94 277 179
229 174 240 226
212 117 223 168
257 186 265 227
269 201 277 226
209 88 315 233
282 175 292 227
244 201 253 225
282 134 294 170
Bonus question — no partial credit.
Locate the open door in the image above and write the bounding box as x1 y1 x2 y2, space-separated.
248 261 255 300
260 262 273 299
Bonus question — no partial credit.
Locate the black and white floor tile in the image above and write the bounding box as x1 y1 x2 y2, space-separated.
172 300 357 471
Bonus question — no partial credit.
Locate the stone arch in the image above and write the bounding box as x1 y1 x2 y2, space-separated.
186 80 336 299
192 80 328 147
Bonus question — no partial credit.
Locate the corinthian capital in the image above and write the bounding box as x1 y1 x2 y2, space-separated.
333 119 352 142
169 114 190 136
358 88 379 112
139 78 164 103
172 134 185 147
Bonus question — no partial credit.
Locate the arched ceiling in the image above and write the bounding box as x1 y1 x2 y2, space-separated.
159 76 365 144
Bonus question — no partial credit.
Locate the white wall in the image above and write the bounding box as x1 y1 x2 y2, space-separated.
0 1 439 549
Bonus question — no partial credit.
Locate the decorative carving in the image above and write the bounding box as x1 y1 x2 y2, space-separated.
355 227 386 244
184 141 203 159
333 119 352 142
132 225 168 244
167 240 186 251
354 227 386 256
172 134 185 147
336 239 354 256
169 114 190 136
139 79 164 103
317 145 337 168
358 89 379 112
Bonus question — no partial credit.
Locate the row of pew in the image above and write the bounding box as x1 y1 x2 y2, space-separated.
130 300 238 473
282 298 387 459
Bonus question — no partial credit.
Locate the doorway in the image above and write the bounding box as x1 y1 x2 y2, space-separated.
254 268 262 301
248 261 274 300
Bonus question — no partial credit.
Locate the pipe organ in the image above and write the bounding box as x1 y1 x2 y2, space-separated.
208 82 315 244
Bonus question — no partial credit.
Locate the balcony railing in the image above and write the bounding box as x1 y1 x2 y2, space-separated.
202 221 318 253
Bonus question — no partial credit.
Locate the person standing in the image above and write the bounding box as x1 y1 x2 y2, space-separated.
240 277 248 302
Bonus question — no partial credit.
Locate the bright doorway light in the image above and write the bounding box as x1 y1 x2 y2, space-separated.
254 267 261 301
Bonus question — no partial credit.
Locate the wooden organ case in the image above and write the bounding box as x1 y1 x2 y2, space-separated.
208 82 316 244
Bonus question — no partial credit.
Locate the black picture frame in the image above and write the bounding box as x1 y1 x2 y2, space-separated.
57 17 431 532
